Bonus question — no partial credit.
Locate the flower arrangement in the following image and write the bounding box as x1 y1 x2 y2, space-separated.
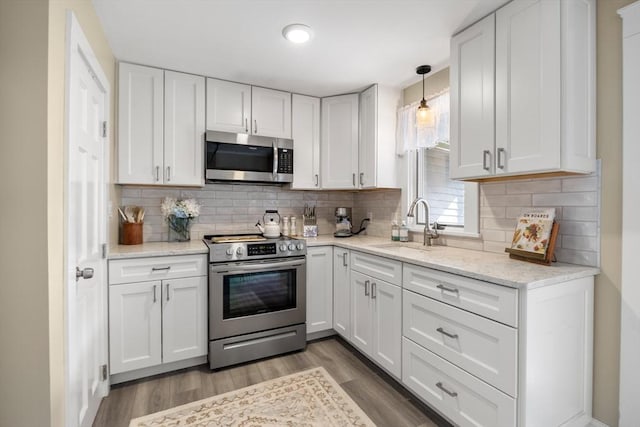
161 197 201 241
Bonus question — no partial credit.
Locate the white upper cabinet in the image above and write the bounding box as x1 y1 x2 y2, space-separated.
358 84 399 189
291 94 321 189
206 80 291 138
205 78 251 134
164 71 205 186
251 87 292 138
117 63 164 185
450 15 495 179
450 0 596 180
321 94 359 189
117 63 205 186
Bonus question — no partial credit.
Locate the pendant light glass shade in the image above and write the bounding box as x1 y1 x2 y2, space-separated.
415 65 435 129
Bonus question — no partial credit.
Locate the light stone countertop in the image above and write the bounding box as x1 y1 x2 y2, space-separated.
108 235 599 289
305 235 600 290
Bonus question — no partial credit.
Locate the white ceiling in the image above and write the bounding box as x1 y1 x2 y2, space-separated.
92 0 508 97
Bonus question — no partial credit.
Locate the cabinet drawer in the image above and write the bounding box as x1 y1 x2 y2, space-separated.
402 338 516 427
403 290 517 396
403 264 518 327
351 251 402 286
109 254 207 285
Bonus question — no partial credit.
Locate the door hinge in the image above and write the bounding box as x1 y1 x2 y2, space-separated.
101 243 107 259
102 121 107 138
100 364 108 381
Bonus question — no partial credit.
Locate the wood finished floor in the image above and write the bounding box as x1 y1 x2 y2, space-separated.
93 337 451 427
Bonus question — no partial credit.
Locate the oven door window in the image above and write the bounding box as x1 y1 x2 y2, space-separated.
223 269 296 319
207 142 274 173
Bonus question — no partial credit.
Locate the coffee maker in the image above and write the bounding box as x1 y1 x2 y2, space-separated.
334 207 353 237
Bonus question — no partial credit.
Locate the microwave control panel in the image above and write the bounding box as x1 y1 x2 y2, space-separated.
277 148 294 174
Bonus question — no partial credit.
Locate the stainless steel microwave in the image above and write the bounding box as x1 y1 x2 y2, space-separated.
205 130 293 183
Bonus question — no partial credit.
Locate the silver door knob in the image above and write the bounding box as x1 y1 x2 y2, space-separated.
76 267 94 281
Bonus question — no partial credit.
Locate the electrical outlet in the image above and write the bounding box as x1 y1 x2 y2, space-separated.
367 211 373 221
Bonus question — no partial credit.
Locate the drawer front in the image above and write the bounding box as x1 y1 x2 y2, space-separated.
403 290 517 396
403 263 518 327
351 251 402 286
109 254 207 285
402 338 516 427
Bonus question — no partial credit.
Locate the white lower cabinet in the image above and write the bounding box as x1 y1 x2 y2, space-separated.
332 248 350 339
306 246 333 334
108 255 207 380
403 337 516 427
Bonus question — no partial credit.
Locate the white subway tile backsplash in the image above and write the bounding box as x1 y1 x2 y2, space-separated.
532 192 597 206
481 183 507 195
481 206 505 218
483 194 532 207
563 206 599 221
482 229 507 242
506 179 561 194
559 220 597 237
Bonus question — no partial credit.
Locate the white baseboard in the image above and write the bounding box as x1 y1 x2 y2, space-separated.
588 418 609 427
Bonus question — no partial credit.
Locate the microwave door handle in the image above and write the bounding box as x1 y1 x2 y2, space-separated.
273 141 278 180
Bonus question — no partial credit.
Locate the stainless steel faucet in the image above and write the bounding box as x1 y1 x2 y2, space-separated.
407 197 439 246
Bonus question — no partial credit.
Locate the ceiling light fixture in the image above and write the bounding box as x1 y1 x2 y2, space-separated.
282 24 313 44
416 65 435 128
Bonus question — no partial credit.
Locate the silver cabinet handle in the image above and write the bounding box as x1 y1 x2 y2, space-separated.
75 267 94 281
352 173 356 187
371 282 377 299
245 118 248 133
436 382 458 397
364 280 370 296
166 283 170 301
272 141 278 178
482 150 491 171
166 166 171 182
254 119 258 133
153 284 157 303
497 147 506 170
152 266 171 272
315 174 319 187
436 327 458 339
155 166 160 182
436 283 459 294
342 252 348 267
359 172 364 186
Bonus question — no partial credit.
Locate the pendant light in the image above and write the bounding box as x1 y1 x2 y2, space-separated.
416 65 435 128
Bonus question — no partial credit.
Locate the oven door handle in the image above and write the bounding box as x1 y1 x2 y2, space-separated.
212 259 305 274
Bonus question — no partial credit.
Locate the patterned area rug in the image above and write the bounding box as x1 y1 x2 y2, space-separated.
128 367 376 426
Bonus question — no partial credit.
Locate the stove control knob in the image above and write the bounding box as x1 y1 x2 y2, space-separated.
236 247 244 256
225 248 234 256
296 243 304 250
288 243 296 251
279 244 288 252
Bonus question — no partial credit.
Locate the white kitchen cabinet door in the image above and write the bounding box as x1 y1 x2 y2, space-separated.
162 276 208 363
371 279 402 379
358 85 377 188
306 247 334 334
321 94 359 189
109 281 162 374
164 71 205 186
333 248 350 339
206 78 251 134
251 86 292 138
117 63 164 184
495 0 561 175
291 94 321 189
450 14 495 179
350 270 373 354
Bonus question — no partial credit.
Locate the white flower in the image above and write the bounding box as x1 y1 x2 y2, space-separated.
161 197 201 219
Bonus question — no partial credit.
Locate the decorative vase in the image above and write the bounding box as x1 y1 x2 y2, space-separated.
167 215 192 242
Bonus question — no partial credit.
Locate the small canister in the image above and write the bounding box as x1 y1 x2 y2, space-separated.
282 216 290 236
290 216 297 236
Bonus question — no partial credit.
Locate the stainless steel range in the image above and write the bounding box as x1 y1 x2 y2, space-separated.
204 234 307 369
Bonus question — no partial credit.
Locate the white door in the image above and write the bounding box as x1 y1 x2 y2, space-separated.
206 78 251 134
291 94 321 189
162 276 208 363
251 86 292 138
66 12 109 427
372 280 402 379
449 14 496 179
306 247 334 334
164 71 205 186
333 248 350 339
350 271 372 354
321 94 359 189
358 85 377 188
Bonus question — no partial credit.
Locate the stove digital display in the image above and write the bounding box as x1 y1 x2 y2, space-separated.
247 243 277 256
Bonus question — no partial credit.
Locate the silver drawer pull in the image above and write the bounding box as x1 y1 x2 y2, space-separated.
371 282 377 299
364 280 370 296
152 266 171 271
436 327 458 339
166 283 170 301
436 283 459 294
153 285 157 303
436 382 458 398
342 253 348 267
